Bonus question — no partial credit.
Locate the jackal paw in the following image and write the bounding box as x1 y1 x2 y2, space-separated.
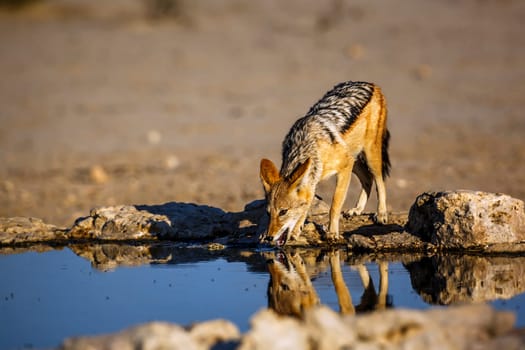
324 229 340 243
374 212 388 225
345 207 364 217
316 224 341 243
327 234 341 244
317 224 331 239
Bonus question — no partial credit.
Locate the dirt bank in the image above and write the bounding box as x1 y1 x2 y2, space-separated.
1 0 524 227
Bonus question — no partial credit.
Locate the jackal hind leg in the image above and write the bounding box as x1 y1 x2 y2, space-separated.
355 264 378 312
364 147 388 224
347 156 373 217
374 176 388 224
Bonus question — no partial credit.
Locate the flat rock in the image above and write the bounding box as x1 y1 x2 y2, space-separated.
0 217 67 245
407 191 525 251
69 203 230 241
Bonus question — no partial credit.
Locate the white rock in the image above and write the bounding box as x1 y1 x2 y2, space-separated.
407 191 525 249
239 309 310 350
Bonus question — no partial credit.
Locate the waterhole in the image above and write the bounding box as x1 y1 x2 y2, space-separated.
1 244 524 349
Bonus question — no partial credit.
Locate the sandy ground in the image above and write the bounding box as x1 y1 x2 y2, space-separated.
1 0 524 228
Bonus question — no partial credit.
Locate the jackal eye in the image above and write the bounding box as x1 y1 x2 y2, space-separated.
278 209 288 217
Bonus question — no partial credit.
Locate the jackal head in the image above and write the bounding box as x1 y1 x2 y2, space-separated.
259 158 314 245
266 251 319 317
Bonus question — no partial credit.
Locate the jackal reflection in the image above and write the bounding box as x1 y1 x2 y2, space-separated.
265 249 391 317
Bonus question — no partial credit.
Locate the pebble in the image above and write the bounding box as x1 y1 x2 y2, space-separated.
147 129 162 145
344 43 365 60
89 165 109 184
165 155 180 170
414 64 432 80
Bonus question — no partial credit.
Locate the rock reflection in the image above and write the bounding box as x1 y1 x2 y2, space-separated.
70 244 173 271
68 243 268 272
405 255 525 304
265 249 391 317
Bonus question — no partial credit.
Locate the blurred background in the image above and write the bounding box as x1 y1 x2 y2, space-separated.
0 0 524 227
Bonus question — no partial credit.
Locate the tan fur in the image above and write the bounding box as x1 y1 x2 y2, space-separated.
260 83 389 245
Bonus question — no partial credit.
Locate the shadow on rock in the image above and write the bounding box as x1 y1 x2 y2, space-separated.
347 223 405 237
68 201 266 244
134 202 228 239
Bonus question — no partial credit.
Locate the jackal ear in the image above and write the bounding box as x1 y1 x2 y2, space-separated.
288 158 312 190
260 158 280 194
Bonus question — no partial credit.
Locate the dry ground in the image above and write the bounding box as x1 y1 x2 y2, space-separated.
1 0 524 227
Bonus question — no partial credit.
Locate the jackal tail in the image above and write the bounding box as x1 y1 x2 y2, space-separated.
382 128 391 180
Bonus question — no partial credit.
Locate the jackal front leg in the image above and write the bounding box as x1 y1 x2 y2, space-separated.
289 211 308 242
377 261 389 310
329 164 353 240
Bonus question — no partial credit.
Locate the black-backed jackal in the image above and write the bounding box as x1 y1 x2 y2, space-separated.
260 81 390 245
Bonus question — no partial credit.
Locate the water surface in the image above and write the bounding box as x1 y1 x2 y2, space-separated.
1 245 524 350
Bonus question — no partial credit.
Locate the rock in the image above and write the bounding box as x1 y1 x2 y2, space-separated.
350 304 516 349
243 199 266 212
61 322 201 350
407 191 525 250
344 43 365 60
424 304 515 348
224 199 267 241
482 329 525 350
347 230 428 252
188 319 240 348
4 190 525 253
0 217 67 245
239 309 310 350
307 197 331 217
69 203 229 241
304 306 356 350
414 63 433 80
352 307 442 348
164 154 180 170
146 129 162 145
59 304 523 350
89 164 109 184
